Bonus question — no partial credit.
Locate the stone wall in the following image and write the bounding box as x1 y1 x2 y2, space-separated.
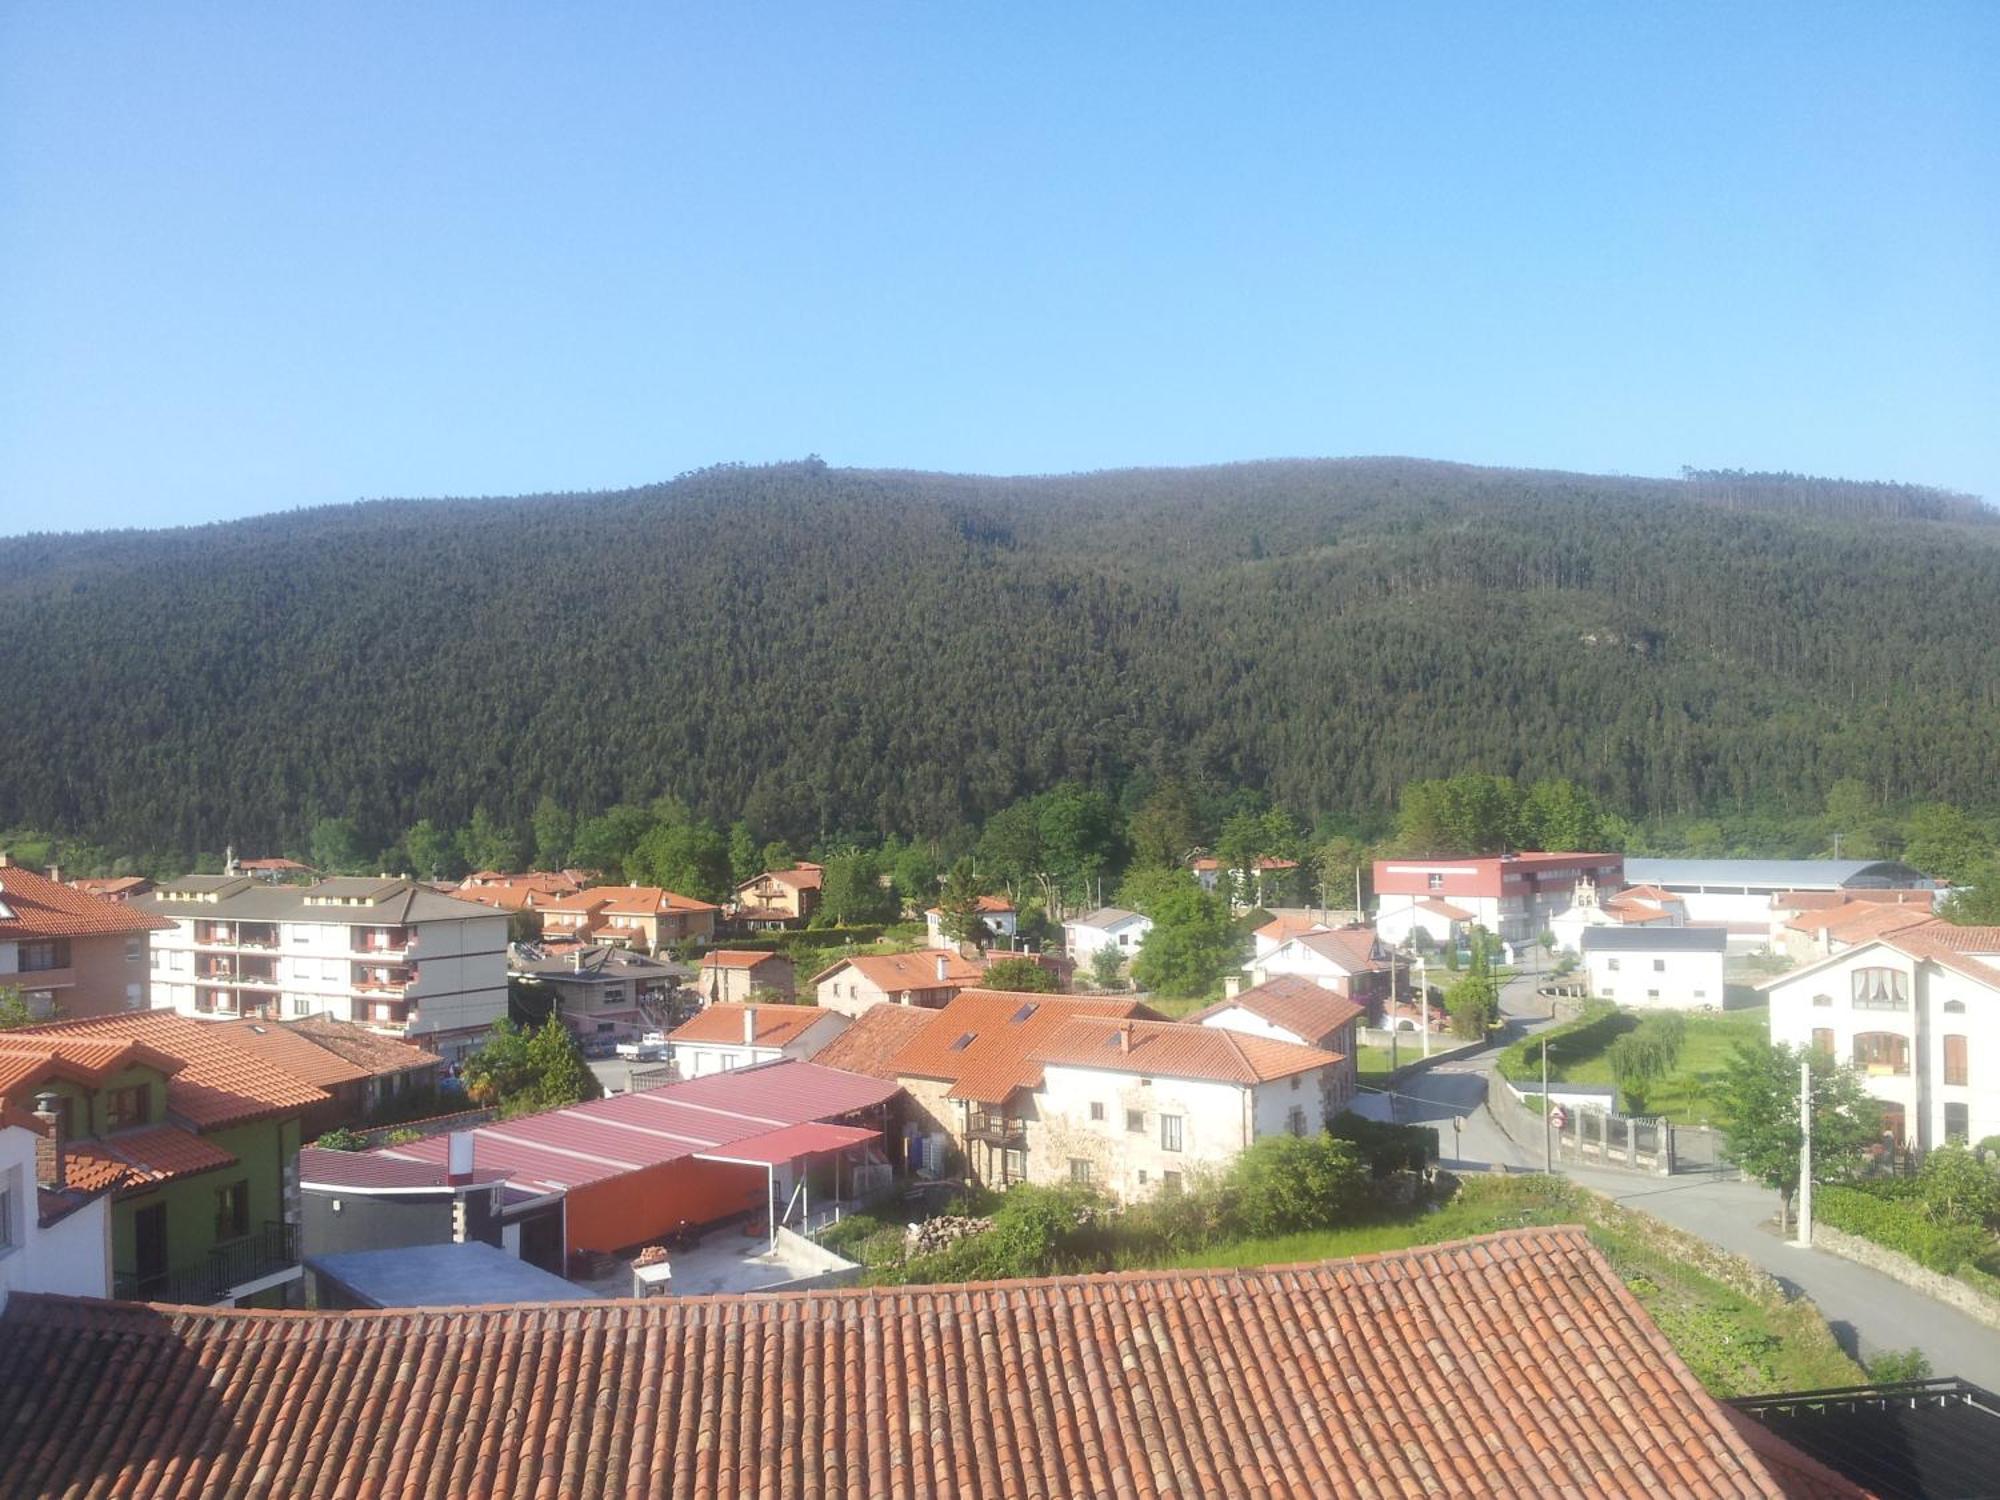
1811 1223 2000 1334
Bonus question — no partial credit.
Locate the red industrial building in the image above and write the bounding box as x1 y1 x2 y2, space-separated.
300 1060 897 1263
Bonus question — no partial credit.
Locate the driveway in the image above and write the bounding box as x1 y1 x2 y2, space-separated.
1365 968 2000 1387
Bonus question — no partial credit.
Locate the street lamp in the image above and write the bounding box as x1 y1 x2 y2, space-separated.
1416 955 1430 1059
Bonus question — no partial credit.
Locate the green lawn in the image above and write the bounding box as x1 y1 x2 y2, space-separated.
1162 1175 1861 1399
1501 1006 1769 1125
1354 1043 1398 1078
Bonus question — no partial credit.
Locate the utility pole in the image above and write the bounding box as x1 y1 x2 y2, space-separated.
1792 1057 1813 1247
1417 956 1430 1059
1542 1037 1553 1173
1388 946 1399 1072
1354 866 1363 924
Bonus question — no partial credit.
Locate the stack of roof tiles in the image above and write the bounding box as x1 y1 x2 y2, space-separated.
0 1227 1845 1497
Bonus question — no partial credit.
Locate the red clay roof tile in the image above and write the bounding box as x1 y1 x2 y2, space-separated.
0 1227 1821 1498
0 862 175 940
1187 974 1365 1047
890 990 1160 1104
667 1003 834 1047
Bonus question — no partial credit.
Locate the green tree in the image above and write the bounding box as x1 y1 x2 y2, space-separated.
403 819 457 880
1089 942 1127 991
1518 778 1605 851
1720 1040 1880 1232
981 956 1057 993
1228 1134 1369 1237
1130 875 1241 999
1606 1013 1686 1114
890 842 942 910
935 857 990 947
309 817 367 875
816 846 897 925
1903 803 1993 886
1821 777 1884 859
727 820 761 885
1035 783 1120 912
628 804 731 901
531 796 574 871
1915 1142 2000 1228
0 986 35 1029
458 806 524 874
1310 835 1370 915
1941 862 2000 925
1127 779 1204 870
1394 775 1522 855
461 1018 603 1119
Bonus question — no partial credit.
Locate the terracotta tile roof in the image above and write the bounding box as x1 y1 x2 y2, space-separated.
1254 913 1331 944
451 872 580 912
15 1009 329 1128
762 865 823 892
810 950 986 993
283 1016 443 1078
0 1036 189 1102
1416 896 1478 920
1774 888 1921 912
1786 902 1938 944
1188 975 1365 1047
1896 922 2000 953
67 876 152 900
1881 932 2000 989
540 885 718 917
924 894 1017 918
890 990 1158 1104
0 862 175 940
1191 854 1299 871
0 1227 1819 1498
701 949 787 970
239 857 314 872
1034 1016 1341 1085
809 1004 936 1079
60 1125 238 1193
668 1003 835 1048
1615 884 1680 904
211 1019 371 1089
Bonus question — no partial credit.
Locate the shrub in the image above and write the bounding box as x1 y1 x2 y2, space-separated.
1868 1348 1934 1383
1815 1185 1992 1273
382 1127 425 1147
980 956 1057 993
1329 1111 1437 1178
1228 1134 1369 1238
1916 1143 2000 1229
312 1127 367 1152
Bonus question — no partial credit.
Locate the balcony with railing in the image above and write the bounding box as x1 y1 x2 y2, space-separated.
358 997 412 1027
193 987 236 1016
352 926 416 956
352 962 418 994
114 1221 299 1304
236 923 280 950
965 1108 1025 1148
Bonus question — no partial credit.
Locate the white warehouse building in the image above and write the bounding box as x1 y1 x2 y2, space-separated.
1620 858 1936 935
1579 926 1728 1010
137 875 510 1061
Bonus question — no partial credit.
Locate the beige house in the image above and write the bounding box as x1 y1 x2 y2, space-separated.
731 865 823 930
699 950 796 1005
0 858 174 1021
811 951 987 1018
537 886 718 951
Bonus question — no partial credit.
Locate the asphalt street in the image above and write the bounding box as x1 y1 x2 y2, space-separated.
1367 969 2000 1389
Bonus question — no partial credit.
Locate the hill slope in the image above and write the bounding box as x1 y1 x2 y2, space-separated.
1 457 1995 857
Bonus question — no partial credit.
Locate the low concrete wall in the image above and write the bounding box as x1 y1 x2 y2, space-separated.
1370 1035 1486 1086
1811 1224 2000 1334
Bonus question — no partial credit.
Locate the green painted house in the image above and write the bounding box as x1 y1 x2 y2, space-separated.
0 1010 326 1305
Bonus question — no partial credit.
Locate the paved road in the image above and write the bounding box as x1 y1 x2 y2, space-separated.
1366 970 2000 1388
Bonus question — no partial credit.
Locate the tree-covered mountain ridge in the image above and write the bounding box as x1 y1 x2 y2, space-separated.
1 455 1996 860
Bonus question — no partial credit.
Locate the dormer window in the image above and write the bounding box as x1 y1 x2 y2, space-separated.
106 1084 149 1131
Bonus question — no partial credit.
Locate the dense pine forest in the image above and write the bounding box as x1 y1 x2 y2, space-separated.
1 456 1996 868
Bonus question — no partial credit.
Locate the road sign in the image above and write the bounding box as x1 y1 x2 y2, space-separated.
1548 1105 1567 1130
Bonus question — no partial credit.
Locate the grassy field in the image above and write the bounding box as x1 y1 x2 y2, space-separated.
1354 1043 1398 1078
1500 1005 1768 1125
1163 1175 1862 1398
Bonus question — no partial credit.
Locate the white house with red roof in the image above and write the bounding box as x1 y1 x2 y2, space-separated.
1025 1016 1347 1202
537 885 718 950
1374 852 1624 947
1191 974 1364 1060
1547 876 1686 955
1250 926 1394 1014
922 895 1017 950
666 1003 849 1076
0 1109 112 1308
1761 924 2000 1153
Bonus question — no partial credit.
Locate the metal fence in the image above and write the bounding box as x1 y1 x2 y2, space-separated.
115 1221 299 1304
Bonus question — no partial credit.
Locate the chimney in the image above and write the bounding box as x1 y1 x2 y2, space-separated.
0 851 11 868
45 864 62 884
743 1005 757 1045
936 954 948 984
1118 1022 1134 1054
445 1131 475 1187
1223 974 1241 1000
32 1091 63 1189
572 949 583 973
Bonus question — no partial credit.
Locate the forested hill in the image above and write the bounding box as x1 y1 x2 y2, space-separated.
1 457 1996 861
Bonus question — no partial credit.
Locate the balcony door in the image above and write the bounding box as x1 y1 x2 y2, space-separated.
134 1202 168 1286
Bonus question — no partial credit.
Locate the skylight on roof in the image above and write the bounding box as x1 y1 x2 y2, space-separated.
1009 1003 1038 1024
948 1032 976 1052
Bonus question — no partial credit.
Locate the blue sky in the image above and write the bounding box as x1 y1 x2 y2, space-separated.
2 4 1995 534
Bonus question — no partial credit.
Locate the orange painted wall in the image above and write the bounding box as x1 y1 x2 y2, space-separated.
561 1156 767 1255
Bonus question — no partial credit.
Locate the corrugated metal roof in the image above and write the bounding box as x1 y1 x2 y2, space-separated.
694 1121 878 1166
1623 858 1934 891
1580 926 1728 953
302 1060 898 1195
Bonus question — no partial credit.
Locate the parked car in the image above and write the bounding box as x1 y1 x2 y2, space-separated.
615 1037 666 1061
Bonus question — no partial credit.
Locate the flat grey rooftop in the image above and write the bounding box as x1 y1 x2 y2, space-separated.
308 1241 592 1307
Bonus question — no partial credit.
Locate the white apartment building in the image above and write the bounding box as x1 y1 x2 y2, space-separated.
137 875 509 1061
1024 1016 1342 1204
1762 927 2000 1153
1579 927 1728 1010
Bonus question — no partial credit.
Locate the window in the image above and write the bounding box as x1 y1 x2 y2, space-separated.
1161 1171 1182 1195
1160 1114 1184 1153
18 940 67 972
1426 873 1445 890
1852 1032 1910 1076
1125 1109 1145 1133
1810 1028 1834 1056
126 936 144 962
1851 968 1909 1011
1652 959 1666 973
1137 1169 1148 1186
1943 999 1966 1014
1290 1073 1302 1091
214 1179 250 1241
1646 990 1660 1002
125 983 142 1009
1088 1101 1105 1122
1811 994 1833 1008
1943 1034 1968 1087
1003 1149 1027 1180
1607 958 1620 972
106 1085 149 1131
291 996 315 1017
1068 1158 1093 1185
0 1166 20 1253
1945 1103 1970 1144
1287 1106 1307 1137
